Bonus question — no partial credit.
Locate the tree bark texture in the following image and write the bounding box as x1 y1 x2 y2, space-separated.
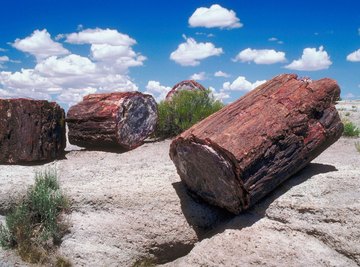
0 98 66 163
170 74 343 214
67 92 158 150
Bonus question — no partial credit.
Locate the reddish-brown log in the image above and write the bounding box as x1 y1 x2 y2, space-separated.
170 74 343 214
165 80 206 101
0 98 66 163
67 92 158 150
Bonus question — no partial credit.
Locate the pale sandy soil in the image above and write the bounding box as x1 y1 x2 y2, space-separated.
337 100 360 125
0 103 359 266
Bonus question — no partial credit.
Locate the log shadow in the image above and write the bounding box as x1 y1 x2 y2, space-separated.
64 144 128 154
0 153 68 166
172 182 233 239
173 162 337 240
143 137 163 144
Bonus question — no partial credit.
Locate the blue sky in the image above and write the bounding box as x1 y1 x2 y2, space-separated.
0 0 359 109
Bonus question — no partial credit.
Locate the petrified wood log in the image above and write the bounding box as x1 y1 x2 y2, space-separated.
0 98 66 163
170 74 343 214
166 80 206 101
67 92 158 150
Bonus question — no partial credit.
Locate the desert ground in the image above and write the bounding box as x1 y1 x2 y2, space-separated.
0 101 359 266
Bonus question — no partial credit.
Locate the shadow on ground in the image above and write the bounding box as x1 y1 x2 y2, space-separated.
173 162 337 240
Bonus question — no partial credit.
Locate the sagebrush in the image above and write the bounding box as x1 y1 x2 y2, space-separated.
342 119 360 137
155 90 224 138
0 169 70 265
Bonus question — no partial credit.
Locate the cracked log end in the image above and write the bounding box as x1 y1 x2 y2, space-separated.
169 74 343 214
116 94 158 149
170 137 249 214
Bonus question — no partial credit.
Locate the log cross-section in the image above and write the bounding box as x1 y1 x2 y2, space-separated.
170 74 343 214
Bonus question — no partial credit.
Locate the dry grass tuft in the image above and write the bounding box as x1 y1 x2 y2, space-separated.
0 169 71 265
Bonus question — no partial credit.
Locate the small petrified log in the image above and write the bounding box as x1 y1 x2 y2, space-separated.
67 92 158 150
165 80 206 101
0 98 66 163
170 74 343 214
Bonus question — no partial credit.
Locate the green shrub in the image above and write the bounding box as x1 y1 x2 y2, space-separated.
0 169 70 264
0 203 31 249
343 120 360 137
155 90 224 138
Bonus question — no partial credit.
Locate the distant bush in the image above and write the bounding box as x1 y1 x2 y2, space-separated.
155 90 224 138
0 169 70 265
343 120 360 137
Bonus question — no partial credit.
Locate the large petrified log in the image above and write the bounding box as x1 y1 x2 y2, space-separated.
170 74 343 214
67 92 158 150
0 98 66 163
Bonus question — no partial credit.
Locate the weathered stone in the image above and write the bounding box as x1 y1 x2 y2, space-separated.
165 80 206 101
67 92 158 150
170 74 344 214
0 98 66 164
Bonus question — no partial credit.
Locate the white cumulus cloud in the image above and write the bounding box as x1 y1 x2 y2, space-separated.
0 69 55 91
346 49 360 62
209 86 230 102
190 72 206 80
0 66 138 107
91 44 134 60
214 70 230 77
35 55 97 77
189 4 242 29
222 76 266 91
170 35 223 66
65 28 146 71
144 80 171 102
56 87 97 105
285 46 332 71
233 48 286 64
0 28 145 108
90 43 146 72
65 28 136 46
12 29 69 61
0 59 138 107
